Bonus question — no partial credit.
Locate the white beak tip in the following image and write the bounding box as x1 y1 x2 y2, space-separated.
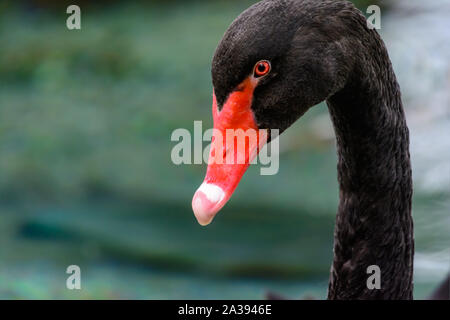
191 183 225 226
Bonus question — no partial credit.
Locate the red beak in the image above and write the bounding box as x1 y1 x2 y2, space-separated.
192 77 268 225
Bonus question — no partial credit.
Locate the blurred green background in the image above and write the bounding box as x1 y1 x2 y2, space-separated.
0 0 448 299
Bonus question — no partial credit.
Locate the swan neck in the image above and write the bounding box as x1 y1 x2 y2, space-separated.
325 48 414 299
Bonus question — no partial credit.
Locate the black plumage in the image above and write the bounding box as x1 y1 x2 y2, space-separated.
212 0 414 299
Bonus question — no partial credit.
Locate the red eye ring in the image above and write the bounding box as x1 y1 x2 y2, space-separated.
254 60 271 77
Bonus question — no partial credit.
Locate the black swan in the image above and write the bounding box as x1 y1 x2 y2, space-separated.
191 0 445 300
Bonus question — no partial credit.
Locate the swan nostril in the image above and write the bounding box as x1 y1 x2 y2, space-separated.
210 144 231 164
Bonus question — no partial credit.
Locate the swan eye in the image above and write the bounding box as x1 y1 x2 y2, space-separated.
254 60 271 78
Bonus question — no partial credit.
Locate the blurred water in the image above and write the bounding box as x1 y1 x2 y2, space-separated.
384 0 450 193
383 0 450 283
0 0 448 299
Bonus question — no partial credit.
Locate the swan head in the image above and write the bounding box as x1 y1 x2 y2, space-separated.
193 0 361 225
